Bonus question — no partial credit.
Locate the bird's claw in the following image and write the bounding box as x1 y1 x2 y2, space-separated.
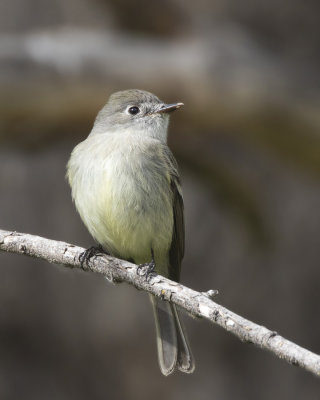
137 249 156 282
79 245 106 268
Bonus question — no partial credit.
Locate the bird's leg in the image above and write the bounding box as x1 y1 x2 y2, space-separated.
146 248 156 281
79 244 108 268
137 248 156 281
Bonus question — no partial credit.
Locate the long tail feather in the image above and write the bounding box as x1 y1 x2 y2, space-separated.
150 295 195 375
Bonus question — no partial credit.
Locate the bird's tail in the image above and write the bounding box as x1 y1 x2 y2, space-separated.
150 295 195 375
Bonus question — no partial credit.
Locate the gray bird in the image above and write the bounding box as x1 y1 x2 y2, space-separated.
67 89 195 375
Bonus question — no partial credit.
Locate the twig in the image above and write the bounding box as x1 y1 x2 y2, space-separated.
0 228 319 377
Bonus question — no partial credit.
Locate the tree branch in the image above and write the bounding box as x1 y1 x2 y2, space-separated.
0 228 319 377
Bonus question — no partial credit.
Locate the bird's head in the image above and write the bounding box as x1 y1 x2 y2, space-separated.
91 89 183 142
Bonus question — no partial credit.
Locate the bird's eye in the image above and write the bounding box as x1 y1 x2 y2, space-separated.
128 106 140 115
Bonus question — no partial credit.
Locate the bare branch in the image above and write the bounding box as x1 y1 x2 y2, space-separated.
0 228 319 377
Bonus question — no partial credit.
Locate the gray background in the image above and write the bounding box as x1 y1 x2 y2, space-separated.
0 1 320 399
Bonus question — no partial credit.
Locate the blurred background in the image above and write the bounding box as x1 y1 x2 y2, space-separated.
0 0 320 399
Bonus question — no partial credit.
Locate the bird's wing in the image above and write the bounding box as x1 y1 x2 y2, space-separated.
164 149 185 282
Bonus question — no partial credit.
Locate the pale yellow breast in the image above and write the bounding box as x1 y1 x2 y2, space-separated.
67 133 174 274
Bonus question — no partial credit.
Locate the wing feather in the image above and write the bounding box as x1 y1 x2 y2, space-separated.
164 150 185 282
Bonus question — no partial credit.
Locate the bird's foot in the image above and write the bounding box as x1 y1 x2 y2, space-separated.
137 249 156 282
79 244 107 268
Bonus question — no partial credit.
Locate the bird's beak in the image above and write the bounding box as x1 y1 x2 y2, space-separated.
156 102 184 114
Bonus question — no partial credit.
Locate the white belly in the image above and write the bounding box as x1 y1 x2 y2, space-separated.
68 136 174 272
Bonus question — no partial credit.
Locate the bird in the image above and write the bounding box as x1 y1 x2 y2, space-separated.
67 89 194 375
